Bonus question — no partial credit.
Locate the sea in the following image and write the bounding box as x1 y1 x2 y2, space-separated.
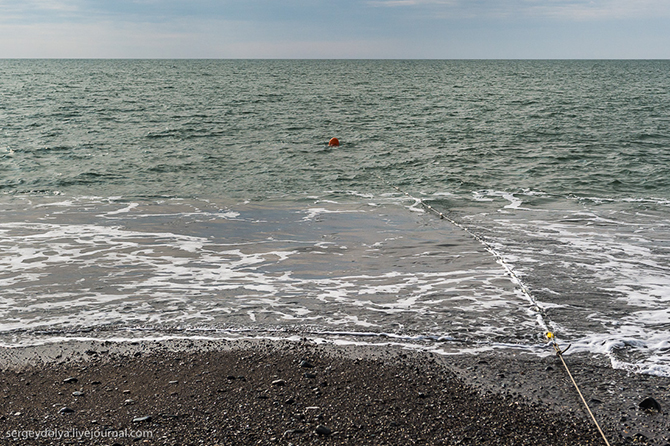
1 59 669 376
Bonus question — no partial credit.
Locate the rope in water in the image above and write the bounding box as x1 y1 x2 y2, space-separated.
379 176 611 446
379 178 549 331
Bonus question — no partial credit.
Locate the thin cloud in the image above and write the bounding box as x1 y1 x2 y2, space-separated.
0 0 80 13
367 0 456 6
0 0 84 23
523 0 670 20
367 0 670 20
0 0 346 24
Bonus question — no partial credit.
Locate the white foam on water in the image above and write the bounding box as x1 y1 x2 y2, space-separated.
578 196 670 207
2 194 668 376
315 199 339 204
345 191 374 199
464 195 670 376
567 330 670 377
471 191 494 202
0 208 534 361
477 190 525 209
106 202 139 215
301 207 366 221
405 198 426 214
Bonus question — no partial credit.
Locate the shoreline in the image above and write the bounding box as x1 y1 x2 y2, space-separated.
0 339 667 445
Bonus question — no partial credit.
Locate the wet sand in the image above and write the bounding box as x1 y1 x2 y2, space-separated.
0 339 667 445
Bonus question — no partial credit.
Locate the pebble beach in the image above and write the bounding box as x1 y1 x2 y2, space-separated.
1 339 667 445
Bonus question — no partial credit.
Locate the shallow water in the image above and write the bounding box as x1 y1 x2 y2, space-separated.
1 60 669 375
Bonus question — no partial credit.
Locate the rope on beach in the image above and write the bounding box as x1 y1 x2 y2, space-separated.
548 334 611 446
377 176 611 445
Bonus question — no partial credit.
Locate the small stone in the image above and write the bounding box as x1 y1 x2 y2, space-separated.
59 407 74 414
123 390 131 394
125 399 135 405
72 391 84 397
63 377 78 384
272 379 286 386
639 397 662 412
169 380 178 384
300 360 314 368
304 373 317 379
13 412 21 416
285 398 295 405
132 416 152 423
315 425 331 436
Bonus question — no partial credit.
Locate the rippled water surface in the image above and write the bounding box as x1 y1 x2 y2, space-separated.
1 60 669 375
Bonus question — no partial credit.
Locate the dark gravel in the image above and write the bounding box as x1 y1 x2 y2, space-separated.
0 340 666 445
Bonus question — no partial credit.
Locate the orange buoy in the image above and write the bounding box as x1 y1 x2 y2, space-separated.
328 137 340 147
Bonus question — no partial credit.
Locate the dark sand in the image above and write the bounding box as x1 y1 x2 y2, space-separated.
0 339 667 445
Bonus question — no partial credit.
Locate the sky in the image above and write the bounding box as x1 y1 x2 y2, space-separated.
0 0 669 58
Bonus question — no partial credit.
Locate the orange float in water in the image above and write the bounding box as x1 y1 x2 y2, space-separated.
328 137 340 147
